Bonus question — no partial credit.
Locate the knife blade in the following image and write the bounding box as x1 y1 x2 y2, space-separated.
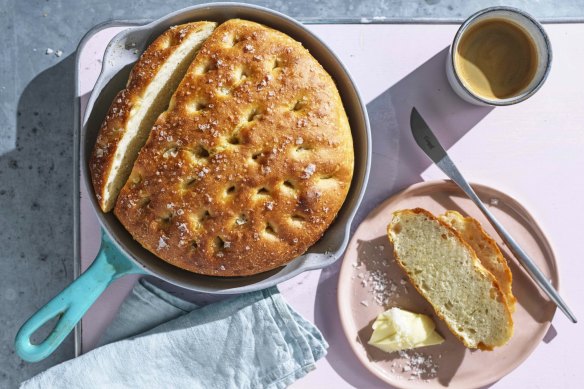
409 107 577 323
410 107 448 164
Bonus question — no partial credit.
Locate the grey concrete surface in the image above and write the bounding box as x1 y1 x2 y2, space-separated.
1 0 583 387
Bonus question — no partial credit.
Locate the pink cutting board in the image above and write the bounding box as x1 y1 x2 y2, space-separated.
77 23 584 388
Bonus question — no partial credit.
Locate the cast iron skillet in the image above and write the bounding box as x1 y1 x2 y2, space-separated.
15 3 371 362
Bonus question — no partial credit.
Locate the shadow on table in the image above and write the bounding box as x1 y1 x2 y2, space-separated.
314 47 494 387
0 54 77 385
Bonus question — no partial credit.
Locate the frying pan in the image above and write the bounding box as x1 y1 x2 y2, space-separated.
15 3 371 363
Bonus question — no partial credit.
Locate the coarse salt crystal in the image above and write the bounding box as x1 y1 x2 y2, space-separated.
301 164 316 179
158 237 168 250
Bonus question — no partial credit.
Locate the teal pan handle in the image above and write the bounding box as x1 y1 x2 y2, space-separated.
15 230 147 362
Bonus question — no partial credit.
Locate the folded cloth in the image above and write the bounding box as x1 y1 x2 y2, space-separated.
21 279 328 389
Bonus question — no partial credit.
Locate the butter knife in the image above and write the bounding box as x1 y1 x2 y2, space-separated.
410 107 577 323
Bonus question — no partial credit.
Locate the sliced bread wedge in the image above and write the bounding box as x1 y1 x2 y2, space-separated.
440 210 516 312
90 21 217 212
387 208 513 350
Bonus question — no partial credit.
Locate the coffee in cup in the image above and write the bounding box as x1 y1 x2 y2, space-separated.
446 7 552 106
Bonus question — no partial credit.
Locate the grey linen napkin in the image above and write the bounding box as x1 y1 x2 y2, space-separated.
21 279 328 389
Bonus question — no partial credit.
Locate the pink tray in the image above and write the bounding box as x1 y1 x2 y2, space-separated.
76 22 584 388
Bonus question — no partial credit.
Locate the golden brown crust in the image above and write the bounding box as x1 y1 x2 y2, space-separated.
114 19 354 276
387 208 513 350
90 22 216 211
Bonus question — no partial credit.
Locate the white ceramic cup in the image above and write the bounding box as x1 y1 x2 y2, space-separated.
446 6 552 106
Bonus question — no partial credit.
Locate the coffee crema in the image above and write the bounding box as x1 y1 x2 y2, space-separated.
455 18 538 100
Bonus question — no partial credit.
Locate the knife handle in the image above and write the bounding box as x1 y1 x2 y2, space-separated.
436 156 577 323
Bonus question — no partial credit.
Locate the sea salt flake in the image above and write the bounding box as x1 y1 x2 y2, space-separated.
301 163 316 179
157 237 168 250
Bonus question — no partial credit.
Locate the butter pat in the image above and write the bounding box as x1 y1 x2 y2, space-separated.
368 307 444 353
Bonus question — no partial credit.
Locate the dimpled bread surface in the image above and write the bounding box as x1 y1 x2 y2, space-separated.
90 22 217 212
387 208 513 350
440 210 516 312
114 19 354 276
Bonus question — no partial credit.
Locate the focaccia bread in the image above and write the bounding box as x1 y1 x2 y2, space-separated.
440 210 516 312
90 21 217 212
114 19 354 276
387 208 513 350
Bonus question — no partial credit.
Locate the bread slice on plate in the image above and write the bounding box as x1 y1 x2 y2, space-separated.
440 210 516 312
387 208 513 350
90 21 217 212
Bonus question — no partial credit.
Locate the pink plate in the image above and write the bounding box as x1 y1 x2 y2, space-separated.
338 180 558 389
